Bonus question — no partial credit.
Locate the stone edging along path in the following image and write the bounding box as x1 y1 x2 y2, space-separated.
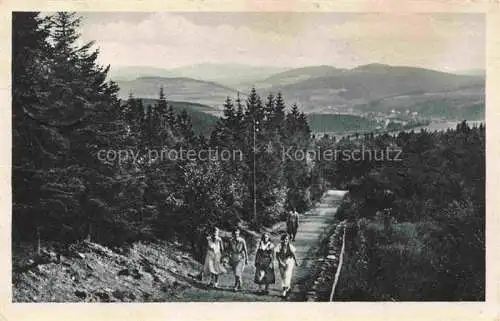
300 220 347 302
289 190 348 302
296 190 348 302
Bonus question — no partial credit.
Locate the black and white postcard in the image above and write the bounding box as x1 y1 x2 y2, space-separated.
1 1 498 321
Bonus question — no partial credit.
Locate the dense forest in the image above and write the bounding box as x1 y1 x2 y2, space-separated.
138 99 220 137
13 12 485 301
316 124 485 300
12 12 314 254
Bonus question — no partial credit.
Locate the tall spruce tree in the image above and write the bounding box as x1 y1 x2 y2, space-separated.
13 12 134 244
273 92 286 138
12 12 54 241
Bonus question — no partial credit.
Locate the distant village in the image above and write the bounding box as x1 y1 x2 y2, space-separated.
371 109 426 131
311 107 432 140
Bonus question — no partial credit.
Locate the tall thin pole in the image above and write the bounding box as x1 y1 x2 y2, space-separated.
253 117 257 223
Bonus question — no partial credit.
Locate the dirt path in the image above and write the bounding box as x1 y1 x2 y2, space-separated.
168 190 347 302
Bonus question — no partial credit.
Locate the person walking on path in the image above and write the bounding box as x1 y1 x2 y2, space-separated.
275 233 298 298
254 233 275 294
228 228 248 292
287 209 299 241
203 227 225 288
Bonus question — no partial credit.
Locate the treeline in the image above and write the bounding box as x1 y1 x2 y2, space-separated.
12 12 316 254
316 122 485 300
306 114 378 133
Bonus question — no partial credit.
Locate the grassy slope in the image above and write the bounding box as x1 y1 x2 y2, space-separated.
12 240 204 302
12 226 284 302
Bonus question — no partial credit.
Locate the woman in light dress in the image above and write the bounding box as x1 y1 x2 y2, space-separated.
254 233 275 294
203 227 226 288
275 233 298 298
228 228 248 291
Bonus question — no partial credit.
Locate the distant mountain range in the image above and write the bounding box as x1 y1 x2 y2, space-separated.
110 63 287 88
114 63 485 120
453 69 485 77
117 76 241 110
263 64 484 118
249 65 345 89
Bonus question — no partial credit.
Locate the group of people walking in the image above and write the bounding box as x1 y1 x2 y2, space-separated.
201 209 300 298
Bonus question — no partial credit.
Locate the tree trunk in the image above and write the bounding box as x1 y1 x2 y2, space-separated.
36 227 41 256
86 223 92 242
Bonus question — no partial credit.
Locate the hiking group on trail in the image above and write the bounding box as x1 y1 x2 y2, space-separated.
200 209 300 298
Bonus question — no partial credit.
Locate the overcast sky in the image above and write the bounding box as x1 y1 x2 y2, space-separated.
78 12 485 72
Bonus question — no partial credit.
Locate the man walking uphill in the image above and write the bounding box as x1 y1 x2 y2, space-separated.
286 209 299 242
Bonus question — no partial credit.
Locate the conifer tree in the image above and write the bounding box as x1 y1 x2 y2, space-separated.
214 96 236 148
176 109 196 146
13 12 130 244
12 12 53 241
234 92 245 149
166 104 176 128
264 93 275 124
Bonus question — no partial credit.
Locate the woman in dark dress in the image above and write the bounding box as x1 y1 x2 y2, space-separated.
254 233 275 294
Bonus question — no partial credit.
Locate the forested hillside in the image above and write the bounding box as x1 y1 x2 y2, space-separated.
259 64 484 116
133 99 220 137
313 123 485 300
307 114 379 133
12 12 485 302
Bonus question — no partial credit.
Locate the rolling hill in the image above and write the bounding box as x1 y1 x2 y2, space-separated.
116 77 242 110
115 63 485 122
109 66 177 81
454 69 486 77
110 63 287 88
251 65 345 89
261 64 484 119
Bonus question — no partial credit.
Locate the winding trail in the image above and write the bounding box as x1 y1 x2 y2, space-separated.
168 190 347 302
